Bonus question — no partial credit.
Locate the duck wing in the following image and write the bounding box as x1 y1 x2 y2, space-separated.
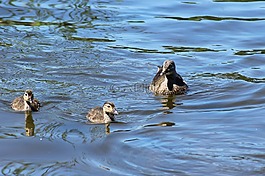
87 107 104 123
26 99 40 112
151 66 164 86
175 72 188 87
11 96 25 111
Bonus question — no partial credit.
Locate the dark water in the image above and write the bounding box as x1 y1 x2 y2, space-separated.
1 0 265 175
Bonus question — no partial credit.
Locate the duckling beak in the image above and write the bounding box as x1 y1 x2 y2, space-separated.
113 109 119 115
29 97 33 103
25 98 32 103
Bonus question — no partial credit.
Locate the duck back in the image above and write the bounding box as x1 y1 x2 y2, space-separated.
87 107 105 123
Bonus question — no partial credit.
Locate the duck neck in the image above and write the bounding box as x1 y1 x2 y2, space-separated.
105 112 115 122
24 100 31 111
25 100 38 111
166 71 186 89
166 72 177 91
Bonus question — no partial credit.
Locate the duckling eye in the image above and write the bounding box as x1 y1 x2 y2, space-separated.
107 105 111 108
24 93 28 96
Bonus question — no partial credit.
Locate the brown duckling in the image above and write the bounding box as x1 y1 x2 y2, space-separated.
86 101 118 124
149 60 188 95
11 90 40 111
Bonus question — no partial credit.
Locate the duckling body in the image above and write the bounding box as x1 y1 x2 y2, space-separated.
86 101 118 124
11 90 40 111
149 60 188 95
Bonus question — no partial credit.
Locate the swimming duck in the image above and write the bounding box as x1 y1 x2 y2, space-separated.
11 90 40 111
149 60 188 95
86 101 118 124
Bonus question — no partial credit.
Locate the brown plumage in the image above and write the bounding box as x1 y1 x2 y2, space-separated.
149 60 188 95
11 90 40 111
86 101 118 123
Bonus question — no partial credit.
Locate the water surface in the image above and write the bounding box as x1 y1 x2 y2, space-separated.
1 0 265 175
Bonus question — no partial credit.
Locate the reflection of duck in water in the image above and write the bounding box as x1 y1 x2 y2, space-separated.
90 123 111 142
25 111 35 136
86 101 118 124
160 95 177 110
149 60 188 95
11 90 40 111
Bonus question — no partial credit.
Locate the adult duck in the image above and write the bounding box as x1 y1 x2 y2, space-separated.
149 60 188 95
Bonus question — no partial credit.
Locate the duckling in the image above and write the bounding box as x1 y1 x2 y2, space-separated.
86 101 118 124
11 90 40 111
149 60 188 95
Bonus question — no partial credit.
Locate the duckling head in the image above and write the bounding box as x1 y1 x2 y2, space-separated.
23 90 34 103
160 60 176 76
103 101 118 115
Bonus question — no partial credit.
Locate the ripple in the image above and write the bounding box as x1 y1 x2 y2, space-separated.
159 15 265 21
1 0 265 175
163 46 225 53
143 121 176 127
109 45 173 54
0 19 73 27
235 49 265 55
198 72 265 83
69 36 116 43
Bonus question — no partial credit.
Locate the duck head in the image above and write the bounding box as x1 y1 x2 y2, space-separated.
160 60 176 76
103 101 118 115
23 90 34 103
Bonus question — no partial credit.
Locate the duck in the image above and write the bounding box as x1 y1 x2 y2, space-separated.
149 60 188 95
86 101 118 124
11 89 40 111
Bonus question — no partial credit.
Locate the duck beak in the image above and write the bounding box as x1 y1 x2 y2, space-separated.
113 109 119 115
29 97 33 103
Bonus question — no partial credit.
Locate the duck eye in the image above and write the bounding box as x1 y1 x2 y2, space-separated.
107 105 111 108
168 65 174 70
24 93 28 96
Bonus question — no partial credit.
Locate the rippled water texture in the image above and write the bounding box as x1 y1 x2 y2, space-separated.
1 0 265 175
